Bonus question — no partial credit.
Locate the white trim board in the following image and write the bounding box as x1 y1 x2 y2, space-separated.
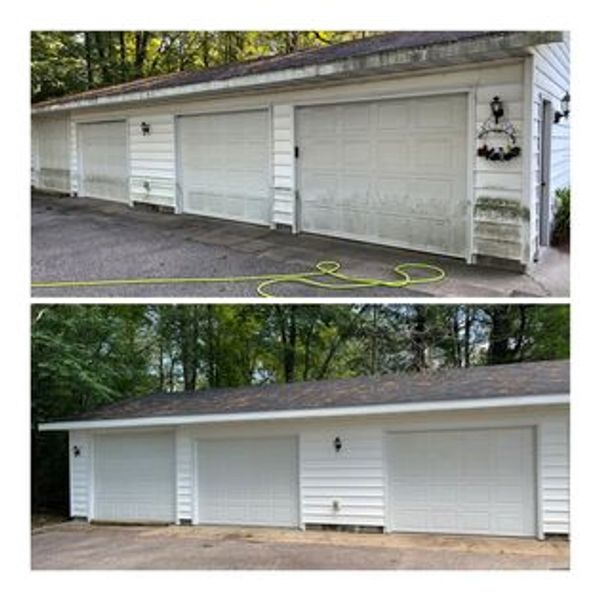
39 393 569 431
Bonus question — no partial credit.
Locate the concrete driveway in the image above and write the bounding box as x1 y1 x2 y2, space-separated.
31 192 569 298
31 521 569 570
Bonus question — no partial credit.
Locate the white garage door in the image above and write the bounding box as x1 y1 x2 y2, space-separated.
79 121 128 202
387 428 536 536
178 110 270 224
297 94 468 257
196 437 298 526
93 432 175 522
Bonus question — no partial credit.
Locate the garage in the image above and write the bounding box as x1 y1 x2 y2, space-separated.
93 432 175 522
196 437 299 526
78 120 129 202
177 110 270 224
387 427 536 536
297 94 468 257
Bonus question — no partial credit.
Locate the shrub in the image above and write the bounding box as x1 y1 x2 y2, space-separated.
551 187 570 247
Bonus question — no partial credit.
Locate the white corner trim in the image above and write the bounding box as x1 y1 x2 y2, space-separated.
39 393 569 432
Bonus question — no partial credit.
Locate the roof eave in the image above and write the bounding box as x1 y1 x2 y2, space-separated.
31 31 564 116
38 392 569 432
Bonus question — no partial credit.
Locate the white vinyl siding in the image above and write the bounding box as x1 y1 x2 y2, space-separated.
129 114 176 207
35 115 71 193
175 428 194 522
69 430 91 518
387 427 536 536
195 437 299 526
177 110 270 224
161 404 569 537
529 39 570 258
92 431 176 522
271 104 296 227
78 121 129 202
300 426 385 527
539 417 570 534
31 120 39 187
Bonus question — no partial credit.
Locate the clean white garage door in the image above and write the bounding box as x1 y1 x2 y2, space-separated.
387 428 536 536
93 432 175 522
297 94 468 257
196 437 298 526
79 121 129 202
178 110 270 224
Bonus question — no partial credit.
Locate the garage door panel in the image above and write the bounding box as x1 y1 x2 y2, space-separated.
197 437 298 526
94 432 175 522
178 110 269 224
298 94 467 256
377 102 410 129
388 428 536 536
79 121 128 203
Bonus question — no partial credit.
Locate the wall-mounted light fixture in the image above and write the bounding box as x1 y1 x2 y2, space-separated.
73 445 81 457
490 96 504 124
554 92 571 124
333 436 342 453
140 121 151 136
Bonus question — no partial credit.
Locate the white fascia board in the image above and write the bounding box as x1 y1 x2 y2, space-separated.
31 32 563 116
38 393 569 432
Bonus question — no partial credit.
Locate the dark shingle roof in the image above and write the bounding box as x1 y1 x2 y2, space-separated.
33 31 507 109
55 360 569 423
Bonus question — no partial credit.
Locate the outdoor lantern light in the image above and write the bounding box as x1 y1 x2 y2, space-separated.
334 436 342 452
554 92 571 123
140 121 151 135
73 445 81 457
490 96 504 124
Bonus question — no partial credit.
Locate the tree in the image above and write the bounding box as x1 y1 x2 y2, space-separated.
31 31 375 103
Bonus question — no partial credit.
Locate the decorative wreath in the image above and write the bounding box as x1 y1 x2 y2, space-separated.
477 118 522 162
477 144 521 162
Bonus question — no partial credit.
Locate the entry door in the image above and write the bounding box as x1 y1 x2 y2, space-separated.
177 110 270 224
196 437 299 526
93 432 176 522
79 120 129 202
297 94 468 257
387 428 536 537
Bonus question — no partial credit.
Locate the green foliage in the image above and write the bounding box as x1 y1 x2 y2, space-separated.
551 187 570 247
31 31 374 103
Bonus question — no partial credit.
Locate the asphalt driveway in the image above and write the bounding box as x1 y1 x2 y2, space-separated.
31 521 569 570
31 192 569 298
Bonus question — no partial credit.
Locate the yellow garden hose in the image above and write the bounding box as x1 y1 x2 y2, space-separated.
31 261 446 298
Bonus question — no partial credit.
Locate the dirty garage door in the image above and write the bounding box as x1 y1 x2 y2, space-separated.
93 432 175 523
79 121 128 202
178 110 270 224
297 94 468 257
387 428 536 536
196 437 298 526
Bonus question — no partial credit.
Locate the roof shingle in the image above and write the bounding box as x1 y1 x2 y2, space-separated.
52 359 569 423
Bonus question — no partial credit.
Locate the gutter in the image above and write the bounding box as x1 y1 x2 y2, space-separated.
38 393 569 431
31 31 564 116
